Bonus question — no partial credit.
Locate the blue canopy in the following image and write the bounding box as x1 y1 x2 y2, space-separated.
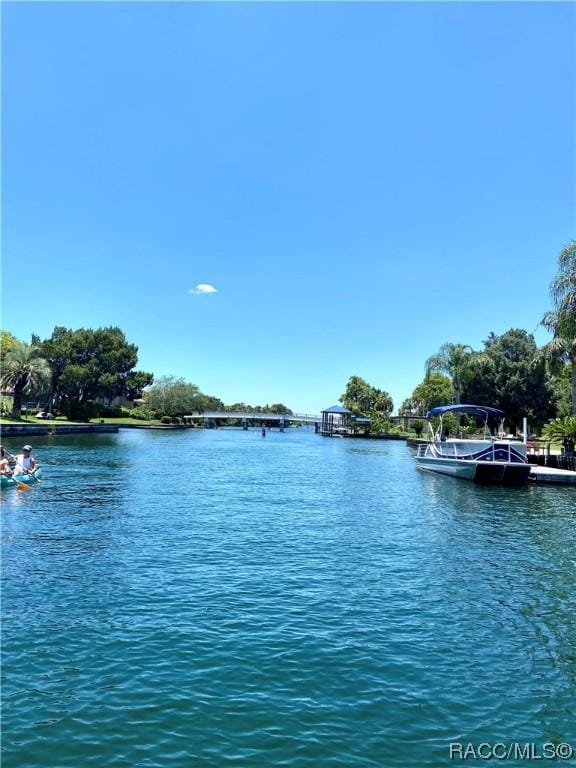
425 404 505 420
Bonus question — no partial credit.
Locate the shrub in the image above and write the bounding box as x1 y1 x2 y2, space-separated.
129 407 157 421
413 420 424 437
99 405 125 418
160 415 172 424
0 396 13 417
61 400 101 422
171 417 181 424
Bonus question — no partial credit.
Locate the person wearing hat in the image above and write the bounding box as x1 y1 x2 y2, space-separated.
12 445 38 476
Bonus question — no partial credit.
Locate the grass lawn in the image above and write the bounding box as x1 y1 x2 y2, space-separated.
0 415 72 425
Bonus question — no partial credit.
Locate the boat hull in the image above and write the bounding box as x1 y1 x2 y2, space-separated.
416 440 530 485
502 464 532 486
417 455 478 480
1 469 43 490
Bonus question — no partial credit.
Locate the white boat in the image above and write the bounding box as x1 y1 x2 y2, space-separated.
415 405 531 485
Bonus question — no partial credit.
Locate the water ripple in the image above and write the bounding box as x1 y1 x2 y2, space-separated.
2 430 575 767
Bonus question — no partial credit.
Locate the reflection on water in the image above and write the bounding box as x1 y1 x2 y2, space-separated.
2 430 574 768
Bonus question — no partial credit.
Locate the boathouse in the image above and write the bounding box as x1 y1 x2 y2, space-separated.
320 405 352 436
320 406 371 437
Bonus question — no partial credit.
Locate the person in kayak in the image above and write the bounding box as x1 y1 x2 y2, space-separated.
0 446 15 477
12 445 38 476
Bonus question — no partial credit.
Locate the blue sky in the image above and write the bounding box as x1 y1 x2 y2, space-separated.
2 1 574 413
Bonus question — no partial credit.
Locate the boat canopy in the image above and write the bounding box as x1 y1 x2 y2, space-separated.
425 404 505 420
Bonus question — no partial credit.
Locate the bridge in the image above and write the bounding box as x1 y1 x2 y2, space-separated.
183 411 321 425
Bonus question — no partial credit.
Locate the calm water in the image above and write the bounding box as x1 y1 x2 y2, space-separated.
1 429 575 767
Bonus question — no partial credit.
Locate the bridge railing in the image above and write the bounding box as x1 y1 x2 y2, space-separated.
184 411 321 422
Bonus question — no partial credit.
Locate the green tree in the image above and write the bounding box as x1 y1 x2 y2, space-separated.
403 373 453 416
340 375 393 430
39 326 153 420
1 330 21 358
547 363 572 418
461 329 553 432
268 403 293 415
541 415 576 443
143 376 208 417
425 343 473 404
412 420 424 437
549 240 576 331
0 343 52 418
124 371 155 401
198 395 225 411
541 240 576 414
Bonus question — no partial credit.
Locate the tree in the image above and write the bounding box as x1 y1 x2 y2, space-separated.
413 420 424 437
425 343 473 404
0 343 52 418
39 326 153 420
549 240 576 332
226 402 253 413
340 375 393 421
143 376 209 417
541 319 576 416
541 240 576 414
461 329 553 432
547 363 573 418
1 330 21 358
268 403 293 415
199 395 225 412
403 373 453 416
541 415 576 443
125 371 155 401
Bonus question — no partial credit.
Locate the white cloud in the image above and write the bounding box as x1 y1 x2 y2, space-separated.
189 284 218 295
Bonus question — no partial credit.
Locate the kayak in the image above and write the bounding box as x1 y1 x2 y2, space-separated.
1 468 43 490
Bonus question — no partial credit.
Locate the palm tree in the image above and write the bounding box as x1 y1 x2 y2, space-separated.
542 312 576 416
542 241 576 415
425 343 473 404
541 415 576 443
0 343 52 418
550 241 576 329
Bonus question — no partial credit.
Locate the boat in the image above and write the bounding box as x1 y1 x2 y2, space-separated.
1 468 43 490
415 405 531 485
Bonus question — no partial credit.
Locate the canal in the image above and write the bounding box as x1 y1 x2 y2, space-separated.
2 429 574 767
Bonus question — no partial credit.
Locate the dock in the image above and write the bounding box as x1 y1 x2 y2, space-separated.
529 465 576 485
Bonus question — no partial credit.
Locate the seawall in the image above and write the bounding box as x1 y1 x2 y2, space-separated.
1 424 120 437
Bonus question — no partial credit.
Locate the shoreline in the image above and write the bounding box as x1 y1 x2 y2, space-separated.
0 423 190 437
0 422 412 439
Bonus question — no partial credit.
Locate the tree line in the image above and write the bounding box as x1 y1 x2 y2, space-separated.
0 326 154 420
340 241 576 435
1 241 574 432
0 327 293 421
